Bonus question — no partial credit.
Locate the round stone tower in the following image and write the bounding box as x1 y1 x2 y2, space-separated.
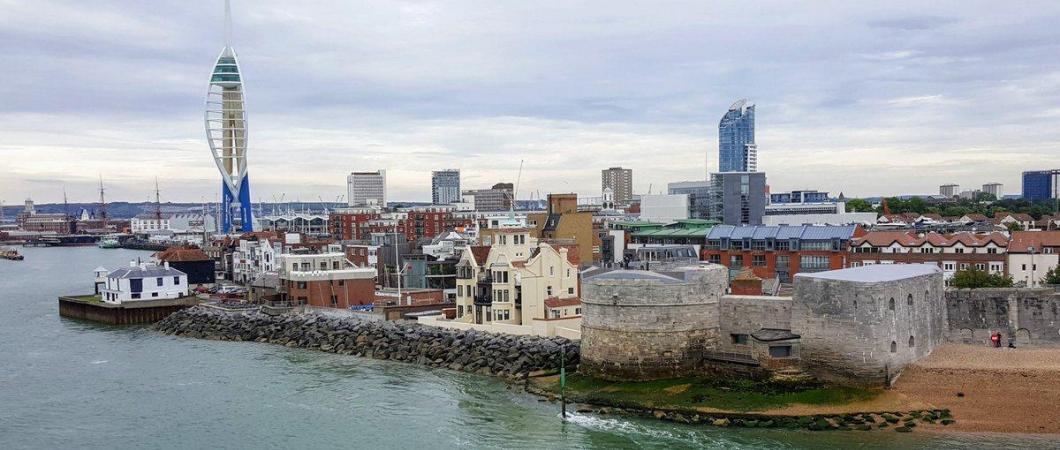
580 265 728 381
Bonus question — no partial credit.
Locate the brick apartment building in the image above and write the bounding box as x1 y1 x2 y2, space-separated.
277 252 377 308
701 225 864 282
330 207 471 244
847 231 1008 280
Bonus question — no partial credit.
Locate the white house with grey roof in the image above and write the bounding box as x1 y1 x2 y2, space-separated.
100 261 189 304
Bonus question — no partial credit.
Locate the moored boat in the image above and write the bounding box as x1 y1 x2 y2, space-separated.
97 237 121 249
0 247 24 261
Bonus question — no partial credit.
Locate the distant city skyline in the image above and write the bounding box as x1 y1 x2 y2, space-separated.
3 1 1060 203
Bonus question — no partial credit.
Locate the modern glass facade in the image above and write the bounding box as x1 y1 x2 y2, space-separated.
668 181 712 219
718 99 756 173
432 170 461 205
1022 170 1058 201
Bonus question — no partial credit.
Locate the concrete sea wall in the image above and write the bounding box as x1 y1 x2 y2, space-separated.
155 306 579 377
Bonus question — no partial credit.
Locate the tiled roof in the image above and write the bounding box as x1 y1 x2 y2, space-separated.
544 297 582 308
154 246 210 262
1008 231 1060 253
108 265 186 279
468 245 490 264
852 231 1008 248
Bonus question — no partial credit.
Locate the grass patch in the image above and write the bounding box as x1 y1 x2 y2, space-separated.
541 374 879 412
71 294 103 304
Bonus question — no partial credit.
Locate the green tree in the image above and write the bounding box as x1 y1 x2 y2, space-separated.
846 198 875 213
951 269 1014 289
1043 266 1060 286
1005 222 1023 232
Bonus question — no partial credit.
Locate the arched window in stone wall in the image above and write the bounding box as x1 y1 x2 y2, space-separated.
925 289 930 301
908 335 915 347
888 298 895 311
890 341 897 353
907 293 913 306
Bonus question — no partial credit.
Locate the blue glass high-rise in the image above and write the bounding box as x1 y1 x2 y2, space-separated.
718 99 757 172
1023 170 1058 201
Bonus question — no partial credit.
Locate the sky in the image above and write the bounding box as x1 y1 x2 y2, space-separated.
2 0 1060 205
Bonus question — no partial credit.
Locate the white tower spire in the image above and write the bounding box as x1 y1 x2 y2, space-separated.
224 0 233 48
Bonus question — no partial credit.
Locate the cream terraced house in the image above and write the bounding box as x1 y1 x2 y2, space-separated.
443 227 582 337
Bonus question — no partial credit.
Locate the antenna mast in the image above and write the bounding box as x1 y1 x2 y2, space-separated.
154 178 163 222
224 0 233 48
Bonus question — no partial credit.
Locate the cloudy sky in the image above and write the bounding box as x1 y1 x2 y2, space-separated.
2 1 1060 204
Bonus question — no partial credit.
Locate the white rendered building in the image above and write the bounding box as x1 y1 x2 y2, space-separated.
100 261 189 304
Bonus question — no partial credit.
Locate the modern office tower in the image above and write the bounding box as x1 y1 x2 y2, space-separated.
939 184 959 198
601 167 633 207
347 170 387 207
668 180 712 219
431 170 461 205
718 99 757 173
709 172 767 226
981 183 1003 199
1023 170 1059 201
205 0 253 233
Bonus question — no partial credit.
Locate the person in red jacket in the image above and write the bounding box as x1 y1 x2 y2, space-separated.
990 331 1001 348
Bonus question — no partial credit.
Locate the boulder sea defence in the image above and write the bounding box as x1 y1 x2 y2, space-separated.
155 306 580 377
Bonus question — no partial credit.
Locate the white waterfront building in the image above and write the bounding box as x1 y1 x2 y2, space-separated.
100 261 189 304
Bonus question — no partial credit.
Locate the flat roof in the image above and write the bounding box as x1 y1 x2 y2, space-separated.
796 264 940 282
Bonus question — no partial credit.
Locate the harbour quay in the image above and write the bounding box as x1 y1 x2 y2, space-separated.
58 295 200 325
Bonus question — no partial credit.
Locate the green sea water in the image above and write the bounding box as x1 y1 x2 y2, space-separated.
0 246 1055 449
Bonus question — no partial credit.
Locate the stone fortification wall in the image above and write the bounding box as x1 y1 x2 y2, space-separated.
580 266 728 381
156 306 577 377
718 295 793 353
945 288 1060 346
792 269 945 386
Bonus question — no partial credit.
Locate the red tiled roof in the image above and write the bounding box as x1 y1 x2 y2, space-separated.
853 231 1008 248
544 297 582 308
469 245 490 264
1008 231 1060 253
154 246 211 262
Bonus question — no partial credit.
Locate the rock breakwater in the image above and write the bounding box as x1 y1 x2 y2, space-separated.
155 306 579 377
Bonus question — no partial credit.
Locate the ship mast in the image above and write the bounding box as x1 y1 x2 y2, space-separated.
98 175 108 229
154 178 163 222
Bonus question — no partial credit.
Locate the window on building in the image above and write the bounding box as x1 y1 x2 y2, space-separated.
297 281 307 289
987 248 997 254
173 276 179 285
729 255 743 267
955 248 965 254
730 333 749 345
907 294 913 306
890 341 897 353
908 335 915 347
566 268 571 278
709 254 721 264
550 266 555 276
547 286 553 296
769 346 793 358
458 305 464 316
333 261 341 270
776 255 790 268
945 263 955 271
550 310 560 319
959 263 969 270
338 280 345 286
152 292 158 298
752 255 767 267
568 287 574 295
575 308 581 315
888 298 895 310
751 240 766 251
156 277 163 287
131 293 140 299
801 241 832 251
799 255 830 273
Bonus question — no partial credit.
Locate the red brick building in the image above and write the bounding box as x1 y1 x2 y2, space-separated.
330 207 471 244
702 225 863 282
277 253 377 308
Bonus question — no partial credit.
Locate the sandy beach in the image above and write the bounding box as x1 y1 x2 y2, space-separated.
893 344 1060 434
